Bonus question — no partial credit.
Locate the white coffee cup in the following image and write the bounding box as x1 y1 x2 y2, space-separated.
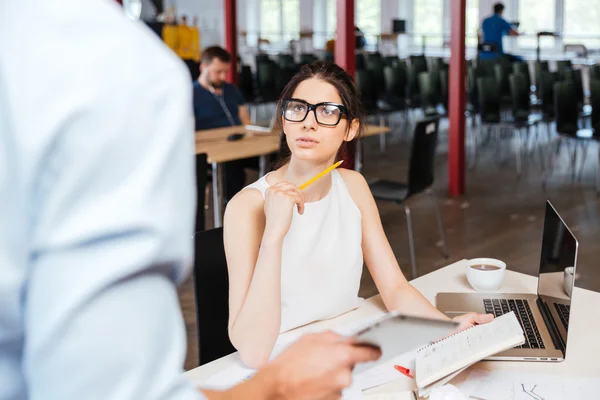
466 258 506 292
563 266 575 297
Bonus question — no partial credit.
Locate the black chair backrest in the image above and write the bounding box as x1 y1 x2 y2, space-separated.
591 65 600 81
356 69 378 113
477 59 496 78
406 63 421 105
565 69 584 106
408 117 440 195
195 153 208 232
439 68 449 109
477 76 501 123
538 70 556 118
277 54 295 69
494 62 511 98
467 66 479 112
418 71 439 117
356 53 366 70
193 227 236 365
383 65 406 98
366 56 385 96
590 79 600 133
256 60 279 102
555 60 572 81
512 62 531 91
554 81 579 136
509 73 530 121
409 55 428 74
238 65 255 103
300 53 317 65
384 56 400 67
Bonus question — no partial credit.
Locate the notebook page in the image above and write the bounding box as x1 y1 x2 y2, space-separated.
416 312 524 388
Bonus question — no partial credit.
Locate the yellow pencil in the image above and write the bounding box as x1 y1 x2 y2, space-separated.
299 160 344 191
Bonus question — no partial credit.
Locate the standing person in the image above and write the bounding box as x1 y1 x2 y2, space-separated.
0 1 380 399
194 46 256 202
480 2 522 62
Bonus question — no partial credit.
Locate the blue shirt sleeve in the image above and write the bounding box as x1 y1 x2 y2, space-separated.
501 17 512 33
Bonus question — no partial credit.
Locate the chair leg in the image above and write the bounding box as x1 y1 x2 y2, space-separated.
379 115 386 153
427 188 449 259
596 143 600 197
570 141 578 182
578 142 589 182
515 128 523 177
404 204 418 280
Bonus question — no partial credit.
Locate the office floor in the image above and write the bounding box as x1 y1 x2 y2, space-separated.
180 120 600 370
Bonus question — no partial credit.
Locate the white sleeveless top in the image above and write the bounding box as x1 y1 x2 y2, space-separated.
244 170 363 333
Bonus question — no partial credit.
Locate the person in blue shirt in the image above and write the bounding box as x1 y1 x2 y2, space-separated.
194 47 257 201
0 1 380 399
480 3 521 62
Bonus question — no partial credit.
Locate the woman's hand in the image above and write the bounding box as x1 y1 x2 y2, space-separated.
263 182 305 242
452 312 494 332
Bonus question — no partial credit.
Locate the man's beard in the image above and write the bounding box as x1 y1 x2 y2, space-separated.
210 80 224 89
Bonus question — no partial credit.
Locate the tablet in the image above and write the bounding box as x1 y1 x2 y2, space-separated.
352 313 458 374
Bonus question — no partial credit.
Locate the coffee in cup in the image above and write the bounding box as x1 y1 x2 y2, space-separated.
466 258 506 292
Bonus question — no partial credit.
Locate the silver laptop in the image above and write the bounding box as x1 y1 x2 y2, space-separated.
437 201 578 362
244 114 276 133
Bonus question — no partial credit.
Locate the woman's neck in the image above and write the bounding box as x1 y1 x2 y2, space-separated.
279 157 338 202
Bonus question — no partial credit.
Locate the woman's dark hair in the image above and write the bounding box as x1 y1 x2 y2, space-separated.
274 61 365 167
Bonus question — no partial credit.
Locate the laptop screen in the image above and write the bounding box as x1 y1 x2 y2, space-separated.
536 201 578 351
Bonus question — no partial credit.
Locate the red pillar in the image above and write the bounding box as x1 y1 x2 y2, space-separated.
335 0 356 169
448 0 467 197
224 0 238 84
334 0 355 78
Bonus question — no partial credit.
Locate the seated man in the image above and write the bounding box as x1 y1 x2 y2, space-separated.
480 2 522 63
193 46 254 201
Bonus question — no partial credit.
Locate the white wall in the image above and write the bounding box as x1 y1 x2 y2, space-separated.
170 0 225 47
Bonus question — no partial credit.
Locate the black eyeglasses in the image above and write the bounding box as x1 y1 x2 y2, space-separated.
282 98 349 126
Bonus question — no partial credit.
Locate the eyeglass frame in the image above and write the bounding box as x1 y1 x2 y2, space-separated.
281 98 350 126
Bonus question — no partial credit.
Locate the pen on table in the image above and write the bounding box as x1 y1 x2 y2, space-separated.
394 365 414 379
299 160 343 190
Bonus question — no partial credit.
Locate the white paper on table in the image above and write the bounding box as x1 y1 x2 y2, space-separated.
456 369 600 400
363 391 416 400
354 349 417 391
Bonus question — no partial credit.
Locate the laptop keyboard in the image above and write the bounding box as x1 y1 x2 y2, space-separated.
554 303 570 331
483 298 545 349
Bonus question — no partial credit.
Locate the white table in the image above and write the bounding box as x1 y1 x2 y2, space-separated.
184 259 600 396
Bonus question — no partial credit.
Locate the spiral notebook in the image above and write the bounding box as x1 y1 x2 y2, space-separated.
415 312 525 398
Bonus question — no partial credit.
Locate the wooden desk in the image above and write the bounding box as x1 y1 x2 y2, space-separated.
184 259 600 396
196 124 392 227
196 126 280 227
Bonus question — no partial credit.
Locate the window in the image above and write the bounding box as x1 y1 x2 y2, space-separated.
356 0 381 47
517 0 556 48
465 0 479 48
564 0 600 49
260 0 300 45
413 0 444 48
326 0 336 37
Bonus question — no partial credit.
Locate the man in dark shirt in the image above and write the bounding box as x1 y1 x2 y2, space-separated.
193 47 254 202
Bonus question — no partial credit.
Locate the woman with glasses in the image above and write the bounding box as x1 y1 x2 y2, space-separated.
223 62 491 369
